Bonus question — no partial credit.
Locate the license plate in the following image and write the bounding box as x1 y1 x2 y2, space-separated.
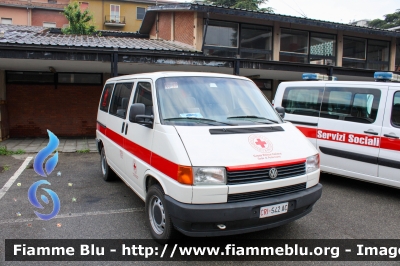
260 202 289 218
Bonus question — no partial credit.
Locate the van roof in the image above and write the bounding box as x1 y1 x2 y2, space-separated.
106 71 250 83
279 80 400 87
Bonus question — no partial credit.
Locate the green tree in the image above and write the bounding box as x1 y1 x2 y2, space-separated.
368 9 400 29
205 0 273 12
62 1 96 35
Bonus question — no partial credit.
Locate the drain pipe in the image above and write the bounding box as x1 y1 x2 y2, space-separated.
155 13 159 39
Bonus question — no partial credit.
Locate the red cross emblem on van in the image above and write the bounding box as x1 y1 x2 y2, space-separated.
248 134 273 153
255 138 267 148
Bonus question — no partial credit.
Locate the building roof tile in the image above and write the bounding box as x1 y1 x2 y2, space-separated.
0 0 66 10
0 24 197 52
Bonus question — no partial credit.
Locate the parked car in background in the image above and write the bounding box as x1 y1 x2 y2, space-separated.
273 72 400 188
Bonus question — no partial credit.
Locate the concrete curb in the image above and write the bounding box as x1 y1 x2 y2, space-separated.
0 138 98 153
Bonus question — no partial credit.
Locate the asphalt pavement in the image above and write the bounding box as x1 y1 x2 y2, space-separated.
0 153 399 266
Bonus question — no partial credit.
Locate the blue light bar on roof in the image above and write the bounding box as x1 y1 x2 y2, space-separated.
374 72 400 82
302 73 337 81
302 73 326 80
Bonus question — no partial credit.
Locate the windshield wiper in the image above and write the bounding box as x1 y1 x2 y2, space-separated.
227 115 278 124
164 117 235 126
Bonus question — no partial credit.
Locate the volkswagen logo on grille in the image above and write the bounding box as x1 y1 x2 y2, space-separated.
269 168 278 179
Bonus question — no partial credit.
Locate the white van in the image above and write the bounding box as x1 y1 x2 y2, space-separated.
96 72 322 242
273 72 400 188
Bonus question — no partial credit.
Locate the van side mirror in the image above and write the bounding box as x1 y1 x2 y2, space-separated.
275 106 285 118
129 103 154 127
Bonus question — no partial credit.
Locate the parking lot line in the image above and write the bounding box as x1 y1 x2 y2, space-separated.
0 207 144 225
0 156 33 201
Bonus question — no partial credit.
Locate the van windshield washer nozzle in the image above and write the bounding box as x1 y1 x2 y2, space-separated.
217 224 226 230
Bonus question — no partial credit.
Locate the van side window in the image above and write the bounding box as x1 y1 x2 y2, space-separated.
109 83 133 118
282 87 323 117
392 92 400 127
134 82 153 116
99 83 114 113
320 87 381 124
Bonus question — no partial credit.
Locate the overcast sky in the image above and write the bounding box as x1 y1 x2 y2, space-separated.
264 0 398 23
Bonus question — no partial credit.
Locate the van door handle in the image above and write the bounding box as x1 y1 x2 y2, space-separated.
383 133 399 139
121 122 125 133
125 124 128 135
364 130 378 135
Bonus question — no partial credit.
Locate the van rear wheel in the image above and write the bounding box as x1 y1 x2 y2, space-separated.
100 147 115 181
146 184 176 243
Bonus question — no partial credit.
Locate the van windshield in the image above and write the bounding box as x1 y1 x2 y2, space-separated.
155 77 282 126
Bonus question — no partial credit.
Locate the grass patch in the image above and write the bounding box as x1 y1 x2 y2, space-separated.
0 146 12 155
77 148 90 153
0 146 25 156
14 149 25 155
2 165 10 172
76 138 91 153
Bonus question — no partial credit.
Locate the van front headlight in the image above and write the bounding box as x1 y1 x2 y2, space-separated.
306 154 320 173
193 167 226 185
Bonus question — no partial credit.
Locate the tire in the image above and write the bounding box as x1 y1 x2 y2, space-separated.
100 147 115 181
146 184 176 243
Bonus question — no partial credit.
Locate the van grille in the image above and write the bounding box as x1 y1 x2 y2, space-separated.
227 183 307 203
227 163 306 185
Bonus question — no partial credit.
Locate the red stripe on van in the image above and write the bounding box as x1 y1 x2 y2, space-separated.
151 153 180 181
97 122 106 135
226 158 306 172
296 125 400 152
97 123 312 178
97 123 181 180
124 138 152 165
380 136 400 151
296 126 317 138
105 127 124 148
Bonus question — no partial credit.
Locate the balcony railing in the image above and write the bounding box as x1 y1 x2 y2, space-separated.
104 16 126 27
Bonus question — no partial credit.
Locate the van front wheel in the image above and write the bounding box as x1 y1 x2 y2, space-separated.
146 184 176 243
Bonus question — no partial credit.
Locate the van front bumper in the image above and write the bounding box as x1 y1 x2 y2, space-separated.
165 183 322 237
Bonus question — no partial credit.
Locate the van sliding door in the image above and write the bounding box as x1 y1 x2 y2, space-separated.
317 84 387 181
378 88 400 186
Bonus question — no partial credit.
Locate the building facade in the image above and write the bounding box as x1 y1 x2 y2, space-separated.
80 0 174 33
0 0 68 28
141 4 398 74
0 3 400 138
139 4 400 99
